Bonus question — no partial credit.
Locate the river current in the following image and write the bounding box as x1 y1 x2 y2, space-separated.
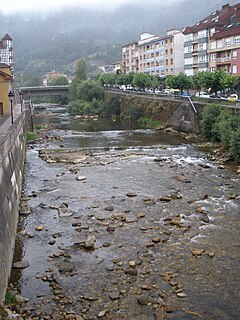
10 110 240 320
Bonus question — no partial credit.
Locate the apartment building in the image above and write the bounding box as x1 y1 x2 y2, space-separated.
208 5 240 75
183 3 240 76
122 41 139 74
0 34 13 68
122 30 184 77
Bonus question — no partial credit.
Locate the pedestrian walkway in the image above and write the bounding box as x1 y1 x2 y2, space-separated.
0 104 23 135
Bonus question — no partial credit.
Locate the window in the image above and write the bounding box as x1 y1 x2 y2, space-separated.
165 59 168 65
170 68 174 74
217 40 222 48
170 58 173 65
198 43 204 51
234 36 240 45
210 41 216 49
225 38 231 46
210 67 216 72
165 49 168 55
232 65 237 74
198 55 207 63
232 50 237 59
170 48 173 54
198 30 207 39
210 53 216 62
185 34 193 42
166 69 169 75
184 46 193 53
165 40 168 44
210 28 215 36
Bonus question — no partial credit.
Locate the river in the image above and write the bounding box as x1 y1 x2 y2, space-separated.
9 109 240 320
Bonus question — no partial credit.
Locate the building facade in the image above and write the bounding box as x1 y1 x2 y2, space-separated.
0 34 13 69
183 3 240 76
43 70 68 86
122 30 184 77
0 63 13 115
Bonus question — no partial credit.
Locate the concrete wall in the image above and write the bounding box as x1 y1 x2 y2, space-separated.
105 91 201 133
0 112 26 302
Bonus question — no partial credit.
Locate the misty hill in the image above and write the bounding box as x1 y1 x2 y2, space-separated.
0 0 228 80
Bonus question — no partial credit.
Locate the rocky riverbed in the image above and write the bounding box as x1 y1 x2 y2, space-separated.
5 115 240 320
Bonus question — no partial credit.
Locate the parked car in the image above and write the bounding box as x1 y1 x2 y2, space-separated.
195 91 210 98
181 91 192 97
227 94 238 102
209 93 227 100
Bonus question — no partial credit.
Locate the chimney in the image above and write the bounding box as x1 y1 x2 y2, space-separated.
222 4 230 10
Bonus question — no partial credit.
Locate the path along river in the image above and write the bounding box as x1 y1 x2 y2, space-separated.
9 110 240 320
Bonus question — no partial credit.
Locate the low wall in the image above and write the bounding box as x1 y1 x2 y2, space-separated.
0 112 26 302
104 91 202 133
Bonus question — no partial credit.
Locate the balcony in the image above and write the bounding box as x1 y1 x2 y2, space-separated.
216 57 231 64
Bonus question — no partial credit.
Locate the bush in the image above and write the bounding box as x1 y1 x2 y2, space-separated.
138 117 161 128
230 128 240 164
67 100 90 116
201 103 221 141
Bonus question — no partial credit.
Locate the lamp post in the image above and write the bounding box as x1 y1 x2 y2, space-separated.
8 90 14 124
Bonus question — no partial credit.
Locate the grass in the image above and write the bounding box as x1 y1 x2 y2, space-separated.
5 291 17 305
137 117 162 129
27 131 38 142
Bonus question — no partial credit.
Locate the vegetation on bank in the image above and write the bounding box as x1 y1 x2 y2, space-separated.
201 103 240 163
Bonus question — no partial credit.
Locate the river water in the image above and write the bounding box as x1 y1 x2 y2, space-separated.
10 110 240 320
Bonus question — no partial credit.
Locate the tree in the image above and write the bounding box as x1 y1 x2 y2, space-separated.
69 59 88 100
99 73 116 87
132 72 151 91
49 76 69 86
192 72 206 93
201 103 221 141
165 72 191 94
76 80 103 102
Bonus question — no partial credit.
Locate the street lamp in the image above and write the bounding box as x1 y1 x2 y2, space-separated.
8 90 14 124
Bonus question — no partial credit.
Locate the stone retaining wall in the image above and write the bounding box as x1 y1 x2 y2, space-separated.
104 91 202 133
0 112 26 302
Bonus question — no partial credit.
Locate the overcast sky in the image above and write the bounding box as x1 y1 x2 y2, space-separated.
1 0 183 13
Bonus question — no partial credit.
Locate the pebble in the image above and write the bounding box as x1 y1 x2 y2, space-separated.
138 295 151 305
177 292 187 298
76 175 86 181
98 310 107 318
105 205 114 211
125 268 138 275
126 192 137 197
35 225 44 231
13 260 30 269
109 290 120 300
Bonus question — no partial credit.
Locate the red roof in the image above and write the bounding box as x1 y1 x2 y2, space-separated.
183 3 240 34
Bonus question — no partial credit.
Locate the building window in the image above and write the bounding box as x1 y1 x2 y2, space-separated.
165 40 168 44
210 41 216 49
198 55 206 63
198 30 207 39
165 59 168 65
234 36 240 45
225 38 231 46
185 46 193 53
170 68 174 74
170 48 173 54
185 34 193 42
166 69 169 75
170 58 173 65
217 40 222 48
210 67 216 72
165 49 168 55
210 28 215 36
198 43 204 51
232 65 237 74
232 50 237 59
210 53 216 62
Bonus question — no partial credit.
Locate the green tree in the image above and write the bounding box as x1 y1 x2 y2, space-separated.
69 59 88 100
165 72 191 94
67 99 90 115
192 72 206 93
230 128 240 164
201 103 221 141
133 72 151 91
49 76 69 86
99 73 116 87
76 80 103 102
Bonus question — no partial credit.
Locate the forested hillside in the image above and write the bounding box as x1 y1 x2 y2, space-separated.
0 0 227 83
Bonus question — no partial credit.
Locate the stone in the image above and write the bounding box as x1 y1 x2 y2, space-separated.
76 175 86 181
106 226 115 232
126 192 137 197
176 175 191 183
58 207 74 218
105 205 114 211
48 240 56 245
84 235 96 249
170 193 182 200
152 237 161 243
159 196 171 202
15 294 29 303
13 260 30 269
109 290 120 300
98 310 107 318
155 308 165 320
205 251 215 258
125 268 137 275
191 249 204 256
138 295 151 305
129 260 136 267
36 225 44 231
177 292 187 298
102 242 111 247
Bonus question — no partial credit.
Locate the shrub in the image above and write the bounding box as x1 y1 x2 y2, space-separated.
138 117 161 128
201 103 221 141
230 128 240 164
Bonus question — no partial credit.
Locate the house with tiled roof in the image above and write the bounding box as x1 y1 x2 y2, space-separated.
0 34 13 69
183 3 240 76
